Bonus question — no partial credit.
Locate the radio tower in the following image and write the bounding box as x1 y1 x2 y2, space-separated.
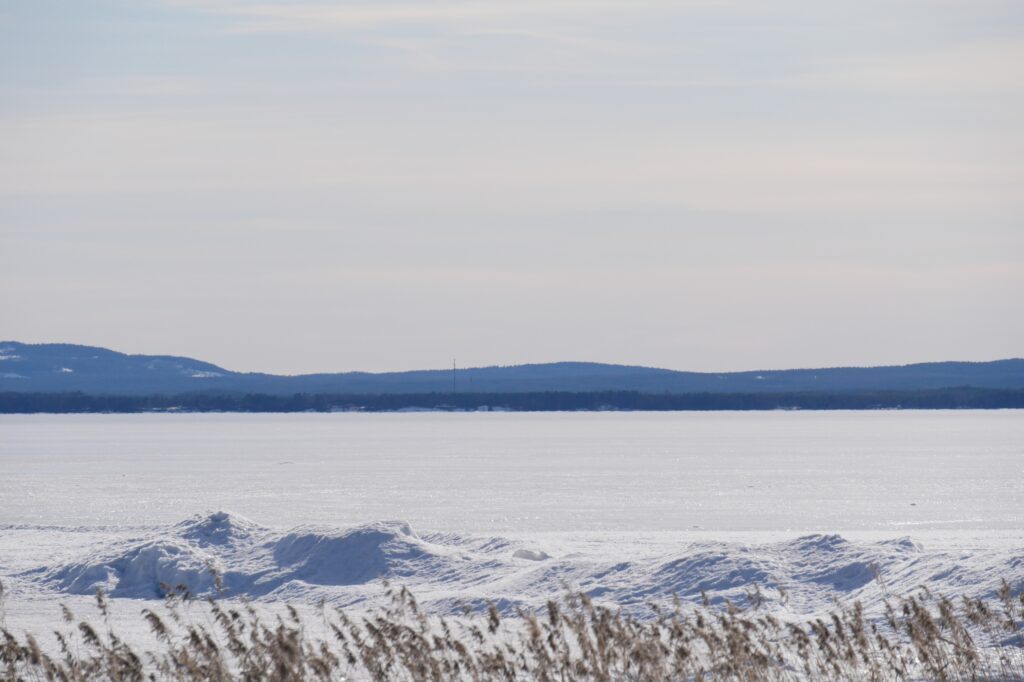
452 359 457 393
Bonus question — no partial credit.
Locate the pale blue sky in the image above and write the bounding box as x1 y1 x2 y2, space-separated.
2 0 1021 373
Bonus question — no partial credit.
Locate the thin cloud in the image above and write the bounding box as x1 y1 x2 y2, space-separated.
782 38 1024 94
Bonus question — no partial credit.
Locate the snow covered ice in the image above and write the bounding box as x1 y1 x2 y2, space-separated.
6 511 1021 614
1 410 1022 642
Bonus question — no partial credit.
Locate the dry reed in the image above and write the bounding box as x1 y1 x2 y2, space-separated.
1 577 1022 681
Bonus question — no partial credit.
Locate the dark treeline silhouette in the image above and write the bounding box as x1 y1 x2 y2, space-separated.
2 387 1022 413
4 342 1024 396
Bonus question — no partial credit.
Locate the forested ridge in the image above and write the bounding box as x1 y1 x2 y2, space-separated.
2 387 1022 413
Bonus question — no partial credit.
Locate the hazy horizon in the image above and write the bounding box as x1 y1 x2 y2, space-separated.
2 1 1021 374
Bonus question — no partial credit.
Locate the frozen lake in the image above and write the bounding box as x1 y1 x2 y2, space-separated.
1 410 1022 533
1 410 1022 630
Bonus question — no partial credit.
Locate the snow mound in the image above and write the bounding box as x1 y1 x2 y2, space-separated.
45 539 219 599
175 511 262 547
23 519 1024 618
782 535 875 591
270 521 432 586
36 517 467 600
879 536 924 553
786 534 850 553
654 550 774 594
513 549 550 562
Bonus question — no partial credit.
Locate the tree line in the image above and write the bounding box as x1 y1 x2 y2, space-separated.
1 387 1022 413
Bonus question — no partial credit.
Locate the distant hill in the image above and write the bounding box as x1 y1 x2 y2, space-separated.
1 341 1022 396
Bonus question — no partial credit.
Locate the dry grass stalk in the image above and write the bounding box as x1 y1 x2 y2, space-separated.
1 576 1022 681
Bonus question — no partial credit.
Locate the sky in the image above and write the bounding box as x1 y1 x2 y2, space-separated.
1 0 1022 374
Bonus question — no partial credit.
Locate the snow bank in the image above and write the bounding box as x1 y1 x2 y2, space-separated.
271 521 432 586
22 514 1024 618
44 539 220 599
35 514 478 600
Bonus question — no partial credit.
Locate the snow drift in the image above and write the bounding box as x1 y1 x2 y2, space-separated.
19 512 1022 618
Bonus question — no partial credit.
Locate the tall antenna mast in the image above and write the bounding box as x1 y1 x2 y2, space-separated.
452 358 457 393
